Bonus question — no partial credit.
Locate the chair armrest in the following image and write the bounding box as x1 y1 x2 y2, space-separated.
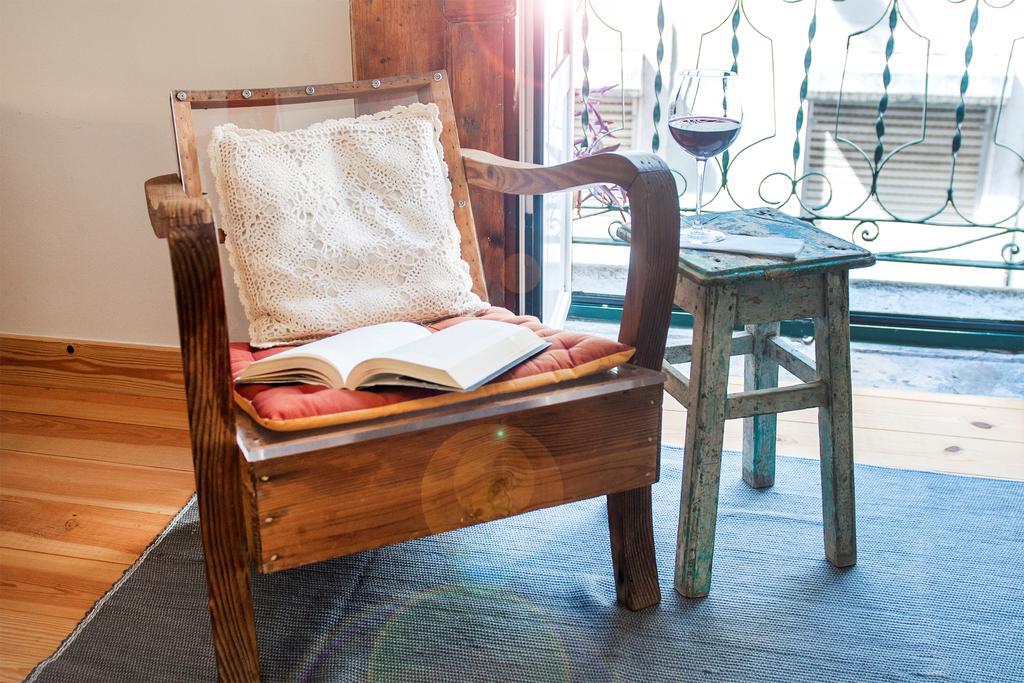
145 173 213 238
462 148 648 195
144 173 231 433
462 149 680 370
145 174 239 556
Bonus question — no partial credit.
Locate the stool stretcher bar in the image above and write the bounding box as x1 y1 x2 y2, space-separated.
663 332 753 365
663 328 823 415
765 336 817 383
663 358 827 420
725 381 828 419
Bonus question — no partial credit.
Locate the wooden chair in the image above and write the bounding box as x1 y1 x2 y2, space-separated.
144 71 679 682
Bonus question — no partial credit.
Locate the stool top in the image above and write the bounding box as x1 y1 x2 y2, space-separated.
620 207 875 285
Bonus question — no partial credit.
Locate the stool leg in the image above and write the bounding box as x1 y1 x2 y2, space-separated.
742 322 780 488
814 271 857 567
676 286 736 598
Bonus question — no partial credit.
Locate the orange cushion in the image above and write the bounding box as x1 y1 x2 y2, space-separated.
231 307 635 431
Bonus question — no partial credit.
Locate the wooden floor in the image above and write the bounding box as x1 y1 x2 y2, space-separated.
1 381 1022 680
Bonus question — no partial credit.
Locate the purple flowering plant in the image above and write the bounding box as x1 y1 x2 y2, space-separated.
574 84 628 217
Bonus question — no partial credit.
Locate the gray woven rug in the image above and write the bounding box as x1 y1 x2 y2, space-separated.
29 450 1024 682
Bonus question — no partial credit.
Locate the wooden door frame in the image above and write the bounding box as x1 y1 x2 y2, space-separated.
351 0 521 311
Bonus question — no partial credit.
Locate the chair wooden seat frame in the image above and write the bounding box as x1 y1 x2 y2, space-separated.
144 71 679 682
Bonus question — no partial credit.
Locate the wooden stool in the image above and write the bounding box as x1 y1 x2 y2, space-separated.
659 208 874 598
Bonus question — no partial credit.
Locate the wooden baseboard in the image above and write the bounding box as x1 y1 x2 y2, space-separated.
0 334 184 400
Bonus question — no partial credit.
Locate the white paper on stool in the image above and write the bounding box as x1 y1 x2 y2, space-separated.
681 234 805 260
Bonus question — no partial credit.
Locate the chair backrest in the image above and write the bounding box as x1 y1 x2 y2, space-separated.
167 71 489 300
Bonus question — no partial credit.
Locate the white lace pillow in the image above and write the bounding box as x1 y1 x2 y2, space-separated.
208 103 486 348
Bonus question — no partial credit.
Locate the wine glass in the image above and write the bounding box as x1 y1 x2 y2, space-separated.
669 69 743 244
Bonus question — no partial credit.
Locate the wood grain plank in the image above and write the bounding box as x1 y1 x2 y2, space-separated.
662 401 1024 480
788 421 1023 477
0 411 192 471
0 495 172 564
850 405 1022 443
0 547 127 620
852 387 1024 410
0 334 184 400
1 450 194 515
0 383 188 429
443 0 515 19
350 0 446 77
808 399 1022 443
664 383 1024 444
0 610 80 682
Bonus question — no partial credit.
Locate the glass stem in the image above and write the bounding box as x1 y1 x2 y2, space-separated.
694 157 707 232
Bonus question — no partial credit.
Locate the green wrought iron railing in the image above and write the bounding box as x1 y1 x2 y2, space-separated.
571 0 1024 274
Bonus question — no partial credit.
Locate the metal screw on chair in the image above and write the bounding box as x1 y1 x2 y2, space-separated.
259 475 270 482
372 79 381 89
241 89 253 99
434 72 444 81
457 199 467 208
305 86 315 95
175 91 187 101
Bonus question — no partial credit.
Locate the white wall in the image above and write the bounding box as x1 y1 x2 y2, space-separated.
0 0 353 346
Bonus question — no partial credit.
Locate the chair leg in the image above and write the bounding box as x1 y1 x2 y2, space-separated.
199 493 261 682
814 271 857 567
607 486 661 610
194 451 262 682
742 322 780 489
675 286 736 598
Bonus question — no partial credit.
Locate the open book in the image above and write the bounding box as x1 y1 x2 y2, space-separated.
235 319 550 392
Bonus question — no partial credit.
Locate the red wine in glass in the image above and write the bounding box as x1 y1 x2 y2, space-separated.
668 116 742 160
670 70 743 244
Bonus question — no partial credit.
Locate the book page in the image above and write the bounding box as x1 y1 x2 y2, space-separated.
357 319 548 390
261 321 429 383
